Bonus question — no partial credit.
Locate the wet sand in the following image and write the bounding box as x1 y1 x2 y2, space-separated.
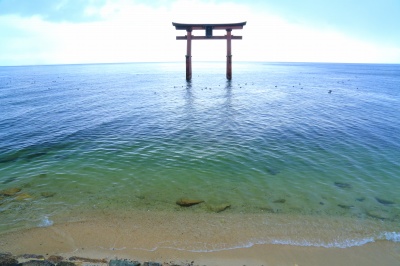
0 210 399 265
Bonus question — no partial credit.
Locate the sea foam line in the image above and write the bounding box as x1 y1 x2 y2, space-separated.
37 216 54 227
379 231 400 242
147 232 400 252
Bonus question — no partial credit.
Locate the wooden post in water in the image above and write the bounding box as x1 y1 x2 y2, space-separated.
172 22 246 80
226 29 232 80
186 28 192 81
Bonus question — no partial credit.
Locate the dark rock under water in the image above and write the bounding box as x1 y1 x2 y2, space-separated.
366 209 392 220
1 176 18 184
273 199 286 204
0 187 22 196
334 182 352 189
0 155 19 164
337 204 354 209
25 152 47 160
267 168 280 175
176 198 204 207
207 203 231 213
40 192 56 198
375 197 395 205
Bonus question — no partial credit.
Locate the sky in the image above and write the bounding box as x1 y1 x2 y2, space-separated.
0 0 399 66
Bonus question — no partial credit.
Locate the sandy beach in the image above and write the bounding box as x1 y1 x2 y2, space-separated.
3 241 399 266
1 209 399 266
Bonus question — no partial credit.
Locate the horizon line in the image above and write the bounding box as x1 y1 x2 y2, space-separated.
1 60 400 68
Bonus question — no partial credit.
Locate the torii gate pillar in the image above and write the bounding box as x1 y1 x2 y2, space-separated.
226 29 232 80
185 29 192 81
172 22 246 81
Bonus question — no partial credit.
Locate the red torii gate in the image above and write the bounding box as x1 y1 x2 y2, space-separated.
172 22 246 81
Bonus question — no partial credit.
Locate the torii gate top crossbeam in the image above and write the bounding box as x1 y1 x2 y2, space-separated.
172 22 246 30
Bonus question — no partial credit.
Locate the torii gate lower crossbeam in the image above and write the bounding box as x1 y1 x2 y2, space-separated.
172 22 246 81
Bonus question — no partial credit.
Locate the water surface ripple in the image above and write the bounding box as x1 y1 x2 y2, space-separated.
1 62 399 248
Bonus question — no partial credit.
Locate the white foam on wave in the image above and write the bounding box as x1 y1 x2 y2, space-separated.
269 237 376 249
37 216 53 227
151 240 256 253
269 232 400 248
150 232 400 253
253 232 400 249
380 231 400 242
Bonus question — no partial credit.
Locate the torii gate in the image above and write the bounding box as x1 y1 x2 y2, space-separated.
172 22 246 81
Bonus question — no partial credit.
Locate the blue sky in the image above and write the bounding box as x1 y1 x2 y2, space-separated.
0 0 399 66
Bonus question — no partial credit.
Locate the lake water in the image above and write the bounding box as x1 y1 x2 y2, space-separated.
1 62 399 250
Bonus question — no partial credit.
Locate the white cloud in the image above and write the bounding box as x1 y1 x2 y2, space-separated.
0 0 399 65
240 15 400 63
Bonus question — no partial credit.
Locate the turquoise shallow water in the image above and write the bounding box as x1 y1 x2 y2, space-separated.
0 62 400 248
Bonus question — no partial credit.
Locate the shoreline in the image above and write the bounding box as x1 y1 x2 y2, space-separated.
1 240 399 266
1 210 399 265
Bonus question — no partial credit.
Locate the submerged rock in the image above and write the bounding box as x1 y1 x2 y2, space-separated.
25 152 47 160
337 204 354 209
1 176 18 184
259 206 275 213
267 168 280 175
41 192 56 198
0 187 21 196
207 203 231 213
367 210 391 220
36 173 47 178
334 182 352 189
176 198 204 207
375 197 395 205
0 154 19 164
136 195 145 200
15 193 34 201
